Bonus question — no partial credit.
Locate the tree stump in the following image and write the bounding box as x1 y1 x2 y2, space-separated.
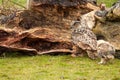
0 0 98 55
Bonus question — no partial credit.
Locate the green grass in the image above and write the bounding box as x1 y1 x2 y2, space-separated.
0 0 26 5
0 55 120 80
0 0 120 80
0 0 26 9
97 0 118 7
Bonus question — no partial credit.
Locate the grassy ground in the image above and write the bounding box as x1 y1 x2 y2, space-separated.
0 0 26 9
0 0 120 80
0 0 26 5
0 55 120 80
97 0 118 7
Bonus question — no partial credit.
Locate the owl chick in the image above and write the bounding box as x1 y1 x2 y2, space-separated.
71 21 98 59
97 40 115 64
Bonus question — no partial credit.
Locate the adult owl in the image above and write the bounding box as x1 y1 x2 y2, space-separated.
71 21 97 59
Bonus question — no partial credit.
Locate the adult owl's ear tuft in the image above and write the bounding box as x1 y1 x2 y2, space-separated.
70 21 81 29
70 21 75 29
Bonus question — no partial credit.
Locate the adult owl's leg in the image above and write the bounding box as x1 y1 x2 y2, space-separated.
77 49 85 57
71 45 79 57
71 45 84 57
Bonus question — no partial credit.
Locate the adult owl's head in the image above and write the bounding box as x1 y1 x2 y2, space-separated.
70 21 81 29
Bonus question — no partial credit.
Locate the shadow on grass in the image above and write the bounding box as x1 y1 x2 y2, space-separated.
0 51 35 58
0 51 72 58
1 50 120 62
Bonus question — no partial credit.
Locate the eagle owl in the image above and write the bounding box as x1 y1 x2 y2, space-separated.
97 40 115 64
71 21 97 59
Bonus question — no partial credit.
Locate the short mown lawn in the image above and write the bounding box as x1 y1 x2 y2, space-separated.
0 54 120 80
0 0 120 80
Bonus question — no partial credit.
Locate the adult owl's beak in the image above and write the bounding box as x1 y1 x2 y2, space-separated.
70 25 73 29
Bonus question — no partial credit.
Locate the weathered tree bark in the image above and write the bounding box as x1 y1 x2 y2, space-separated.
0 0 120 58
93 1 120 58
0 0 99 55
26 0 32 9
94 1 120 49
0 27 73 55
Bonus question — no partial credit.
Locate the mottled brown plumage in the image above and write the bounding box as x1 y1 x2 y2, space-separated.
71 21 97 59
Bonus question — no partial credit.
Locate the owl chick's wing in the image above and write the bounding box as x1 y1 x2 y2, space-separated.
97 43 115 58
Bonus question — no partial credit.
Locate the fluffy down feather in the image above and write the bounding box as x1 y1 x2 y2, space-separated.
97 40 115 64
